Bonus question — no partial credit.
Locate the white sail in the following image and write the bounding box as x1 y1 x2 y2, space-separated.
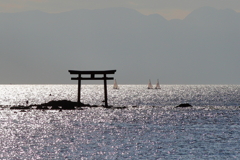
147 79 153 89
155 79 161 89
113 79 119 89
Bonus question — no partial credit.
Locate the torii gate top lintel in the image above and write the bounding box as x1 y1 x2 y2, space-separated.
69 70 116 75
68 70 116 107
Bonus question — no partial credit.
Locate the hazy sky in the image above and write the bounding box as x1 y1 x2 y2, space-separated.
1 0 240 19
1 1 240 84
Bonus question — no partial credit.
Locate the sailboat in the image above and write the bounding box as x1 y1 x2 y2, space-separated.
113 79 119 89
147 79 153 89
155 79 161 89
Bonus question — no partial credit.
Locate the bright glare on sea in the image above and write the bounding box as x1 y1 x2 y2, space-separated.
0 85 240 159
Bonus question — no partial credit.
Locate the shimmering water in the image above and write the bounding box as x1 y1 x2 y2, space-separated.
0 85 240 159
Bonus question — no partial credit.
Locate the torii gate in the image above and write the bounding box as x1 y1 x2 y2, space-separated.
68 70 116 107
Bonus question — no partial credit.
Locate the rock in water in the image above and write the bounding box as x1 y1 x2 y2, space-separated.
175 103 192 108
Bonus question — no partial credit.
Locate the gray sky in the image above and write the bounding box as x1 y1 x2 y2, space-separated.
1 0 240 19
1 1 240 84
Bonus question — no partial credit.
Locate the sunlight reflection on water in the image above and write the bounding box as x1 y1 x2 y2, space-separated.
1 85 240 159
0 85 240 107
1 107 240 159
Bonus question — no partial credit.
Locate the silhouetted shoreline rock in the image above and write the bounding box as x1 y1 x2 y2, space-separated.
10 100 132 110
10 100 90 110
175 103 193 108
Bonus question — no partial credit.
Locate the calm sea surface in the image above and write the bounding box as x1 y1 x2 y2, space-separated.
0 85 240 159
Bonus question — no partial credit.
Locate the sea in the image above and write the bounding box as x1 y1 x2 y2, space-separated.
0 84 240 159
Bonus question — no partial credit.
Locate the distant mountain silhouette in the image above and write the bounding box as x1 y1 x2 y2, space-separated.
184 6 240 29
185 6 240 21
0 7 240 84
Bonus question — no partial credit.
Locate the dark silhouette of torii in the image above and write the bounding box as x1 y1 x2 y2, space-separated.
68 70 116 107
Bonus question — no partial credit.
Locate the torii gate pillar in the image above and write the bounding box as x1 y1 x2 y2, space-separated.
68 70 116 107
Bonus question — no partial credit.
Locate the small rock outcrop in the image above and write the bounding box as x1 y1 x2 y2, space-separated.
175 103 192 108
9 100 131 110
10 100 87 110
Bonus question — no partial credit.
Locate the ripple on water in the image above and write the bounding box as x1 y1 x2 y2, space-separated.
1 85 240 159
0 107 240 159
